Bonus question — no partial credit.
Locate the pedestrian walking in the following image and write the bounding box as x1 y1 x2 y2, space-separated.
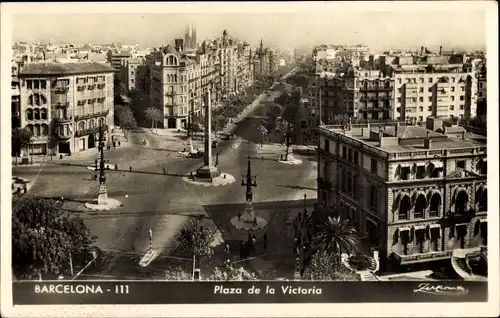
162 167 166 175
237 212 241 221
253 216 257 226
225 243 230 255
113 141 116 149
115 164 118 171
129 166 132 172
118 141 121 147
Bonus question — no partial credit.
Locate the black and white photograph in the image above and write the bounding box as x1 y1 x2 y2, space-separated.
1 1 498 317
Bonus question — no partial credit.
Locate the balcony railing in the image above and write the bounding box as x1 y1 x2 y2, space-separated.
87 84 96 90
74 110 110 121
54 116 73 123
54 101 70 107
392 250 453 265
77 86 86 92
54 86 70 94
165 91 176 96
97 84 106 89
75 125 108 138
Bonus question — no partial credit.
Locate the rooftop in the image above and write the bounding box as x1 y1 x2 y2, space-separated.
321 122 486 154
19 61 117 76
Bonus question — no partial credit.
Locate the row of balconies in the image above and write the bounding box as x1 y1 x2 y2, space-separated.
76 84 105 91
77 97 106 106
74 124 108 138
54 86 70 94
74 110 110 121
54 101 70 107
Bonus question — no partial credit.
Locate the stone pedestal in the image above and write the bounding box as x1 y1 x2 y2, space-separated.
241 201 256 223
97 184 108 205
196 165 221 179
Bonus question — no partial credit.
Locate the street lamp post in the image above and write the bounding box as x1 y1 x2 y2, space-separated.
96 125 108 205
240 155 258 223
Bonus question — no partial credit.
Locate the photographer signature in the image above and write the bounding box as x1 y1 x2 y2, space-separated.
414 283 468 296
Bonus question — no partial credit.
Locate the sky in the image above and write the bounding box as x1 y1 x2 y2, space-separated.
8 3 488 52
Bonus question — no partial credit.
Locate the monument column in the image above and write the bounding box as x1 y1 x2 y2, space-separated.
204 89 212 167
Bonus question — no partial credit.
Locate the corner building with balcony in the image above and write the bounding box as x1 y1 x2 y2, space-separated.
316 118 487 274
18 62 115 155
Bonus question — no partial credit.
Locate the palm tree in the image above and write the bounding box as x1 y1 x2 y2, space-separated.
312 216 359 268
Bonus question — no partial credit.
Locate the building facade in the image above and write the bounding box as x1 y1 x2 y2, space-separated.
18 61 115 155
316 118 487 272
149 45 220 129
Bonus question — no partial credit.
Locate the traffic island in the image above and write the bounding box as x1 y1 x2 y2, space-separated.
84 198 122 211
229 202 268 241
182 172 236 187
277 154 303 165
86 163 117 171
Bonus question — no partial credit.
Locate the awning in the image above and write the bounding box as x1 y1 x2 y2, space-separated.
456 223 468 228
429 224 441 229
414 225 426 231
399 163 412 168
399 227 410 232
480 219 487 223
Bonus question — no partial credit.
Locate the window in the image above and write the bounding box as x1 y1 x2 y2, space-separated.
451 77 455 83
451 86 455 92
450 105 454 111
415 228 425 252
342 146 347 159
401 166 411 180
370 185 378 211
460 105 464 110
397 78 402 84
416 165 426 179
348 149 352 162
460 95 464 101
457 160 465 170
428 78 433 83
33 80 39 90
428 87 432 92
419 78 424 83
41 80 46 89
354 151 359 165
27 80 32 89
324 140 330 152
419 106 423 112
370 159 377 174
428 106 432 111
419 116 423 122
419 87 423 93
461 86 465 92
397 97 401 103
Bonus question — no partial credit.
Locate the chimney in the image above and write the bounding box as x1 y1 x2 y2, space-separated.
439 46 443 55
420 46 424 55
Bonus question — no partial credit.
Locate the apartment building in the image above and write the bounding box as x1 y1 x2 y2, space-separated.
149 45 219 129
390 62 477 124
11 58 24 130
316 118 487 273
18 61 115 155
122 58 145 93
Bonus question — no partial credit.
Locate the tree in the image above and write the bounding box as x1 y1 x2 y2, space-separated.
176 218 216 269
302 251 360 281
12 127 32 157
164 266 193 281
114 105 137 140
209 266 258 281
163 265 258 281
144 107 163 131
275 120 294 161
12 198 97 280
312 216 359 268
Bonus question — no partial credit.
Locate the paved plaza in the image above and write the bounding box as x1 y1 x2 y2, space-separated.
13 87 317 279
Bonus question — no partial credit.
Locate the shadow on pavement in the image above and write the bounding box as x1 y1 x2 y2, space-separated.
49 161 188 178
275 184 317 191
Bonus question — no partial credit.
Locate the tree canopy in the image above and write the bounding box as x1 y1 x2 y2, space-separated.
115 105 137 131
163 265 258 281
312 216 359 267
12 198 97 279
144 107 163 129
12 127 33 156
175 219 216 259
303 251 360 281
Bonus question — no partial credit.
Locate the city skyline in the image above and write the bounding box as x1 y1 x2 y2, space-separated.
8 2 488 52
